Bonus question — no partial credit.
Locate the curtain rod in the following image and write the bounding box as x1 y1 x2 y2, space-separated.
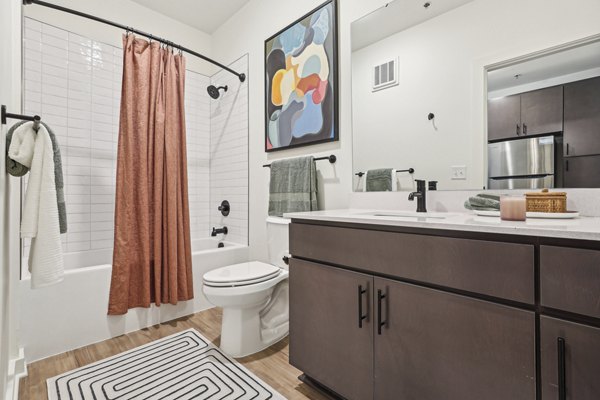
23 0 246 82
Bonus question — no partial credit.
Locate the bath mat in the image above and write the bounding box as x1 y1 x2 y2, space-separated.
47 329 285 400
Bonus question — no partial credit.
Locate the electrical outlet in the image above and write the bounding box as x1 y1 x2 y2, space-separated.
451 166 467 180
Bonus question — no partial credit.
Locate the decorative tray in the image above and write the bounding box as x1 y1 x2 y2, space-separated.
474 210 580 219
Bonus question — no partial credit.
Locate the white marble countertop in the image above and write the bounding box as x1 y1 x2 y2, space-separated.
284 209 600 241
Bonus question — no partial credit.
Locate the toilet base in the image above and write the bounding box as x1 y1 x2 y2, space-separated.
220 305 289 358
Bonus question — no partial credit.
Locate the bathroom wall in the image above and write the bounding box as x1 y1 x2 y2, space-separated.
186 72 213 241
22 19 216 270
351 0 600 192
24 0 213 75
211 0 389 262
210 55 250 246
0 1 24 398
22 18 123 263
211 0 600 263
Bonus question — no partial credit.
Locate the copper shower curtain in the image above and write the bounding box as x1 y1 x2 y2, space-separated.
108 35 193 315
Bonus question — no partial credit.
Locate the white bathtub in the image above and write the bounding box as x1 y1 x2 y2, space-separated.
18 238 249 362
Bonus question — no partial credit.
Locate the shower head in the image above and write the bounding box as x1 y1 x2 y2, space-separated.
207 85 228 99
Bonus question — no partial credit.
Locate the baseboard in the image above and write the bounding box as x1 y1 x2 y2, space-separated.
4 348 27 400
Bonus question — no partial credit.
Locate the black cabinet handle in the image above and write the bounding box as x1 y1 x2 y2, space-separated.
377 289 387 335
558 337 566 400
566 143 569 156
565 160 569 172
523 123 528 135
358 285 367 328
516 124 521 136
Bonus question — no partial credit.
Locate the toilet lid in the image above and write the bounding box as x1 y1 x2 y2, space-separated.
203 261 281 287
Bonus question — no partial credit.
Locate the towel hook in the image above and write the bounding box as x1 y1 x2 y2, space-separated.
32 115 41 132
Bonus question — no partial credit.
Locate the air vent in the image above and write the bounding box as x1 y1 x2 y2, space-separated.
372 58 398 92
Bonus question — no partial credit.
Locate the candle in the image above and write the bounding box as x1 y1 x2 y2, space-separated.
500 195 526 221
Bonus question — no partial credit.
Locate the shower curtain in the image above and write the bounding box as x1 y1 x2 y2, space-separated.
108 35 193 315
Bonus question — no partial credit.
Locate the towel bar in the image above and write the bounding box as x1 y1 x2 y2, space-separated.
1 105 41 131
355 168 414 178
263 154 336 168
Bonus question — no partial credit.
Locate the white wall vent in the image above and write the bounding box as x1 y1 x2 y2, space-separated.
372 58 399 92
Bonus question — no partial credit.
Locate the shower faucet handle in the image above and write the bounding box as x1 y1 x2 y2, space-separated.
218 200 230 216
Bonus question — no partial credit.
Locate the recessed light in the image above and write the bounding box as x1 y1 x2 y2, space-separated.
424 2 432 8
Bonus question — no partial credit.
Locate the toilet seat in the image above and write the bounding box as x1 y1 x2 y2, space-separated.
203 261 281 287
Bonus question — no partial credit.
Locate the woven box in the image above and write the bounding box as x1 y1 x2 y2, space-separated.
525 189 567 213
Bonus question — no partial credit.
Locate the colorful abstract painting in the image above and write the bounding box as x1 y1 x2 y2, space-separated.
265 0 338 152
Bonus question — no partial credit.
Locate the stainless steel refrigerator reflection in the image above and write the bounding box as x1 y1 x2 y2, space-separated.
488 136 555 189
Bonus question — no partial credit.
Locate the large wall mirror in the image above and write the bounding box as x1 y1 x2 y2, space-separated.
351 0 600 192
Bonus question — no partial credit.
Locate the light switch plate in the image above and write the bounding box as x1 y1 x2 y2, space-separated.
451 166 467 180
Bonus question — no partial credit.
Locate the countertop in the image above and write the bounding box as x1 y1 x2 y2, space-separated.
284 209 600 241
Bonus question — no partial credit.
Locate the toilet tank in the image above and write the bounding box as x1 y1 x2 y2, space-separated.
266 216 291 270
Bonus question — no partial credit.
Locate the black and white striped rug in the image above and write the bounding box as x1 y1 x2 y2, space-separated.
47 329 285 400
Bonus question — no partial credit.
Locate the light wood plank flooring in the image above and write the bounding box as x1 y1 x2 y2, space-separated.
18 307 330 400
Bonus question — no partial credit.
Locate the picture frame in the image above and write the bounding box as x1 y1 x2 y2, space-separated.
264 0 339 152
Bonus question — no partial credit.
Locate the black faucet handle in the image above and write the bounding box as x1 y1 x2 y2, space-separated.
218 200 230 216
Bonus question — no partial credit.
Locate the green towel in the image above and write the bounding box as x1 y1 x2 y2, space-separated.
464 193 501 211
5 121 29 177
268 156 318 217
5 120 67 233
365 168 394 192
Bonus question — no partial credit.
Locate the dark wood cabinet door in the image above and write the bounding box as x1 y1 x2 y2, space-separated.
521 85 563 136
564 77 600 157
541 246 600 318
289 258 374 400
488 94 521 141
564 155 600 188
540 316 600 400
374 278 536 400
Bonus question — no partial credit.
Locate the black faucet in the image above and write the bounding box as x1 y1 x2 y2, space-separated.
211 226 228 236
408 180 427 213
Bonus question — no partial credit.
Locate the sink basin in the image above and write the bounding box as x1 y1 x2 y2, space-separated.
357 211 454 219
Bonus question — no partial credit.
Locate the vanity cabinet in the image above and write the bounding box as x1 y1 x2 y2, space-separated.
374 277 535 400
488 86 563 142
540 246 600 318
564 76 600 157
289 258 374 400
289 221 600 400
540 317 600 400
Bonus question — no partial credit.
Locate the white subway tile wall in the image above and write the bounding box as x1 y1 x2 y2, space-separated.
21 19 247 270
185 72 212 240
209 56 249 246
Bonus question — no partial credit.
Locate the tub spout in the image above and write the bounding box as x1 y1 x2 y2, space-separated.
211 226 228 236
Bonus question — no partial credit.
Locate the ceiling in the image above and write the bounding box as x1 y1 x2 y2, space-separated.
488 41 600 94
130 0 251 34
351 0 475 52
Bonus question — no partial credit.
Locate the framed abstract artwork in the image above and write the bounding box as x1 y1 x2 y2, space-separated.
265 0 339 152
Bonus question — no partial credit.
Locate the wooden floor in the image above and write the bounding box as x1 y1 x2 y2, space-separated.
18 307 331 400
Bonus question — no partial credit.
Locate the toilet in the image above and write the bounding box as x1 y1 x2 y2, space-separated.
202 216 290 358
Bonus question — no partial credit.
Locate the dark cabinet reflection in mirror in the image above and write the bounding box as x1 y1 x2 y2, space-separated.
488 75 600 189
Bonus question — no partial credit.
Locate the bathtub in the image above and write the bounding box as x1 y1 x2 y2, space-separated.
19 238 249 362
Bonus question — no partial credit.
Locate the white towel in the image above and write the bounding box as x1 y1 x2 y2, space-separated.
9 122 64 288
